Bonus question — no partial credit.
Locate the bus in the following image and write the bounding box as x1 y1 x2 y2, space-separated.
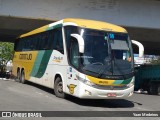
12 18 134 99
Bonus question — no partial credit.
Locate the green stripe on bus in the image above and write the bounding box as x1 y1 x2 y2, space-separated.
113 80 123 85
46 24 62 31
30 51 45 77
53 24 62 29
34 50 53 78
121 78 132 84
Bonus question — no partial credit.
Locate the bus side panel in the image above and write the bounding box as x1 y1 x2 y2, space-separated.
12 51 38 81
42 50 67 88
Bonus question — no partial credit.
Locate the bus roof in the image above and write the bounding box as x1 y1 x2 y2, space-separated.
19 18 127 38
63 18 127 33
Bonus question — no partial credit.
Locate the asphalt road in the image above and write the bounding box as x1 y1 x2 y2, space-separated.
0 78 159 120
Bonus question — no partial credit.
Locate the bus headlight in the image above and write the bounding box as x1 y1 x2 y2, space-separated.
76 75 95 86
84 80 95 86
127 79 134 88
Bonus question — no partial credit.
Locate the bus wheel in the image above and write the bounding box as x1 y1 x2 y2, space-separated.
21 70 26 84
17 70 21 82
54 77 66 98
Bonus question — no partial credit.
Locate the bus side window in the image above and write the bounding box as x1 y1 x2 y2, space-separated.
22 38 25 51
30 36 37 50
53 28 64 54
48 30 54 50
19 36 30 51
38 32 48 50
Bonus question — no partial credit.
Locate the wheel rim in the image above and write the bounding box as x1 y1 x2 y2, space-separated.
57 82 63 93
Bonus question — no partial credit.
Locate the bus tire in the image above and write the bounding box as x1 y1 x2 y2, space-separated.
21 70 26 84
17 70 21 82
54 77 66 98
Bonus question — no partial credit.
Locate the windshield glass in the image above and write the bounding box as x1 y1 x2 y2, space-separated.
109 34 133 76
64 26 134 78
80 29 112 75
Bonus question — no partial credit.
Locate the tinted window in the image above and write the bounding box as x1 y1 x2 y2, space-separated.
52 28 64 53
14 27 64 54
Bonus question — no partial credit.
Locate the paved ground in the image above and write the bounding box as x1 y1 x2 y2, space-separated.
0 78 159 120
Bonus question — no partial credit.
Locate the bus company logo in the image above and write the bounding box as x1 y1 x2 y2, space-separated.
67 84 77 94
99 81 108 85
53 56 63 63
19 54 32 60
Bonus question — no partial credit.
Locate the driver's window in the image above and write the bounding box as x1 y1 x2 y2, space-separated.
70 39 79 68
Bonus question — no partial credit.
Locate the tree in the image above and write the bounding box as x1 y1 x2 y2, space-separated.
0 42 14 72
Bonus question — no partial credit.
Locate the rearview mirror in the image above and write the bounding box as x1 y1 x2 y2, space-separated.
71 34 84 53
131 40 144 57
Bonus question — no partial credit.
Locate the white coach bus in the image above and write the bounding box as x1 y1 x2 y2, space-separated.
12 18 134 99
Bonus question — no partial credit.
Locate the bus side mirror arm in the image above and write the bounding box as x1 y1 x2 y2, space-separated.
131 40 144 57
71 34 84 53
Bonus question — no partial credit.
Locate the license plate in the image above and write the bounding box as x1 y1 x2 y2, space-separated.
107 93 117 97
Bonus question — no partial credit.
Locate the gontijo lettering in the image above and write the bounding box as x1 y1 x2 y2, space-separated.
19 54 32 60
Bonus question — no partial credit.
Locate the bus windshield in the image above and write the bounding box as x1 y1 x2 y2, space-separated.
65 26 134 79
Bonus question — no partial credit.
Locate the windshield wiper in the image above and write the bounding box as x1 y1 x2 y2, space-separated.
97 58 112 78
82 67 99 75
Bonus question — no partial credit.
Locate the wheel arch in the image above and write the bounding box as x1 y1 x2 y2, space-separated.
17 67 20 74
54 72 65 91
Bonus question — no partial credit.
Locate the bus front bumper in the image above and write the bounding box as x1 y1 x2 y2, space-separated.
78 82 134 99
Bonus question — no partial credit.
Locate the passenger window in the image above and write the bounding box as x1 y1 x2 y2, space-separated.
38 33 47 50
14 27 64 52
53 28 64 54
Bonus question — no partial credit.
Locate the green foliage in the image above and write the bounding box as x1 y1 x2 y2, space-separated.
0 42 14 71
